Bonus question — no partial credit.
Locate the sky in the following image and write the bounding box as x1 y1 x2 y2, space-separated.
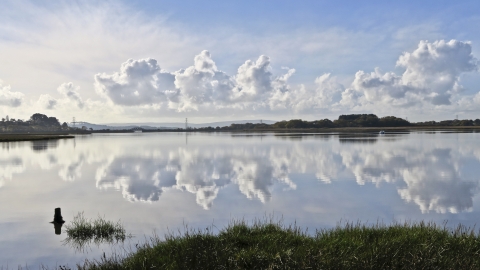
0 0 479 124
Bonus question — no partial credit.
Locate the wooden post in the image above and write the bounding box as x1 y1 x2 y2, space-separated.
53 207 65 223
51 207 65 235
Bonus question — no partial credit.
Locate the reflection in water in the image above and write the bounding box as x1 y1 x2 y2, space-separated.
31 140 58 151
1 132 480 214
345 147 477 213
0 157 24 188
52 222 64 235
92 133 480 213
3 132 480 267
95 148 294 209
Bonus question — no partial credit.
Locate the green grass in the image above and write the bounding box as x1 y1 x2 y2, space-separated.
63 212 130 251
76 219 480 269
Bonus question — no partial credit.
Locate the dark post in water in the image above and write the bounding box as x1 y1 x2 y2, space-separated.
51 207 65 235
54 208 65 223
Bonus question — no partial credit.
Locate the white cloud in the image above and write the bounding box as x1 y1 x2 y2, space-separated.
0 81 24 107
94 58 175 107
91 40 478 120
233 55 275 101
282 73 344 113
57 82 85 109
342 40 478 110
37 94 57 110
173 50 235 111
0 0 479 122
94 51 297 116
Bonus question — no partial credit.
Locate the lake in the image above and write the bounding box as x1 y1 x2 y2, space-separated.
1 131 480 267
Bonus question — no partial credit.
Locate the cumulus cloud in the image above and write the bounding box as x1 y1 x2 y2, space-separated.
173 50 235 111
94 58 175 106
284 73 344 113
57 82 85 108
94 51 295 114
343 40 478 108
37 94 58 110
91 40 478 119
0 81 24 107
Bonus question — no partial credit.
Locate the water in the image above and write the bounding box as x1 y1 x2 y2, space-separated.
1 131 480 267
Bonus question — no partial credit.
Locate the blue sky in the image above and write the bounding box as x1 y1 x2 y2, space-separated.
0 0 479 123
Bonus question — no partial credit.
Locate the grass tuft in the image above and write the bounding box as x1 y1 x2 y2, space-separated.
63 212 131 251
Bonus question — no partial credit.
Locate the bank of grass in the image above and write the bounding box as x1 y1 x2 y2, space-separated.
78 219 480 269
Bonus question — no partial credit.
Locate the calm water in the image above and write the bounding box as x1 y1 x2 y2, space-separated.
1 131 480 267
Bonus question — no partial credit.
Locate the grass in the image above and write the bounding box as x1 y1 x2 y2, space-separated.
73 219 480 269
63 212 130 251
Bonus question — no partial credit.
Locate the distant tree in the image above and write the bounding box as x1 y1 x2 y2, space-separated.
62 122 69 129
379 116 410 127
312 119 334 128
30 113 49 123
47 117 60 126
334 114 379 127
457 120 474 126
272 121 287 129
338 114 378 121
29 113 60 126
285 119 308 129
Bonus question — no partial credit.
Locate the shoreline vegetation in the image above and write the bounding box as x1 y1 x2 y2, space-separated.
1 113 480 142
67 219 480 269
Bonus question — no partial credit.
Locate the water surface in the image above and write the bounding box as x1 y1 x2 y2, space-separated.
1 131 480 267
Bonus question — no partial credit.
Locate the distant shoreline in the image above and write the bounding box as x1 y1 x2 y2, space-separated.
0 134 75 142
126 126 480 133
1 125 479 141
223 126 480 133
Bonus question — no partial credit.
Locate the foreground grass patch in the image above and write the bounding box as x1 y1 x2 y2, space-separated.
79 220 480 269
64 212 130 251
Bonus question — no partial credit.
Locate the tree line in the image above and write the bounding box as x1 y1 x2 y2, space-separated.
197 114 480 131
1 113 69 132
2 113 480 133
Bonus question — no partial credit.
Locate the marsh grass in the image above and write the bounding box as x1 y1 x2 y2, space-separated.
64 212 131 251
73 218 480 269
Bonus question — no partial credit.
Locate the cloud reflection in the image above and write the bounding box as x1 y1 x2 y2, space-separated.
95 147 296 209
0 157 24 188
1 133 479 213
91 135 480 213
